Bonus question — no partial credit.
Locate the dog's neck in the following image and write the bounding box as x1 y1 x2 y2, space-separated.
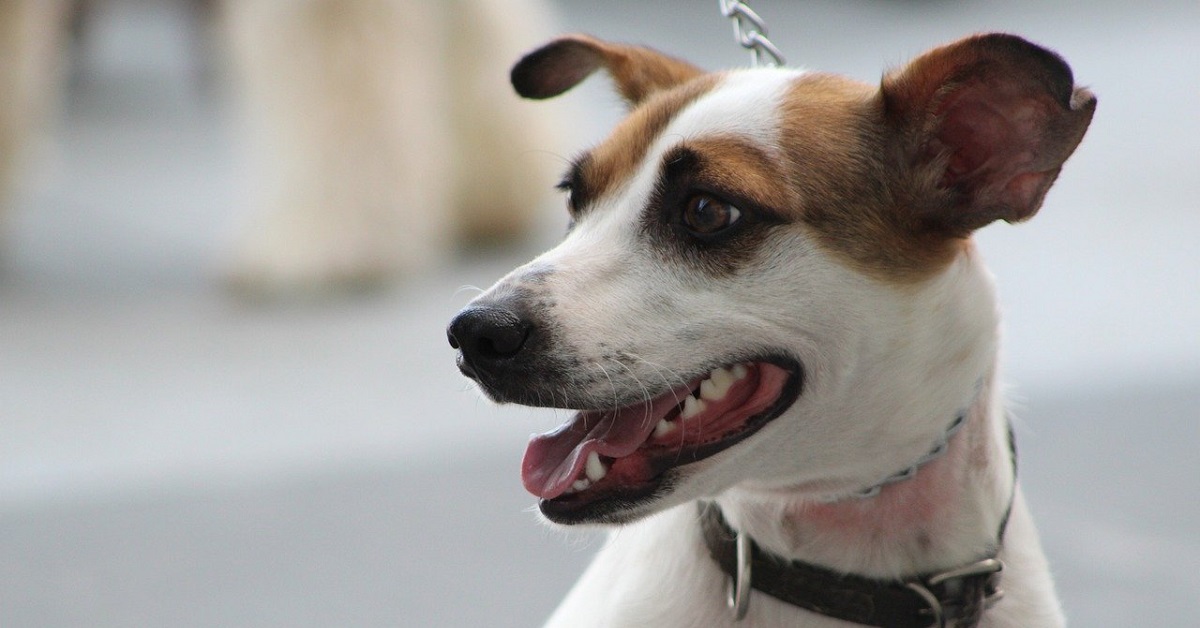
715 373 1014 580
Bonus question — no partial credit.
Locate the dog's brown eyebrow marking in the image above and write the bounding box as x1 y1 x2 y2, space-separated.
663 136 796 215
570 73 721 216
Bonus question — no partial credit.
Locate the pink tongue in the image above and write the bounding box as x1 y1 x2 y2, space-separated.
521 384 694 500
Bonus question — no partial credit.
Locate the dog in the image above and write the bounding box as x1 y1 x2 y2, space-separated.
449 32 1094 627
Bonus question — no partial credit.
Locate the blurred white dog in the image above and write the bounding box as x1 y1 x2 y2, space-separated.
0 0 565 294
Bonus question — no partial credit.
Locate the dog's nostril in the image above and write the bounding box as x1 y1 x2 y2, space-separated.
476 324 530 359
447 330 461 350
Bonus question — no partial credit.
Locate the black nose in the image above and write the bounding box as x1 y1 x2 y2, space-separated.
447 306 532 378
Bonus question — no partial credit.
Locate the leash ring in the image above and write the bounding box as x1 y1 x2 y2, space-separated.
904 581 946 628
726 530 753 620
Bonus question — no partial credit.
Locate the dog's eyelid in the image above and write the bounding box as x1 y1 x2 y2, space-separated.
555 177 576 211
558 157 594 214
660 147 700 182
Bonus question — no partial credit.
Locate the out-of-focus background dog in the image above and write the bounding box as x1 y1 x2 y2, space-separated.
0 1 1196 627
0 0 566 294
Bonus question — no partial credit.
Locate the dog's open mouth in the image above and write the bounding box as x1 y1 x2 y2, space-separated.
522 359 801 520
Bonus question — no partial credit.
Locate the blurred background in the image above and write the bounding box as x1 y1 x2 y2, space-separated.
0 0 1196 626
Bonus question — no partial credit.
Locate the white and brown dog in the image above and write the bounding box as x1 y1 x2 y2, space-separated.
449 33 1094 627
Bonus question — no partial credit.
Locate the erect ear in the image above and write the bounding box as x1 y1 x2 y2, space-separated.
510 34 704 106
882 33 1096 235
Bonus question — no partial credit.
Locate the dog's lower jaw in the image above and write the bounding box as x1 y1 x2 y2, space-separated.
545 375 1065 627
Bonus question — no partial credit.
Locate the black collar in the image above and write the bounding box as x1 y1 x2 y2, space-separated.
699 423 1017 627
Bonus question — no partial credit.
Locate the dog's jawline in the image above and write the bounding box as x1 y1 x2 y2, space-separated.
538 360 804 525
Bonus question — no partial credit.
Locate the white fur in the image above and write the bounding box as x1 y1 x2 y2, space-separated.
668 68 803 147
473 65 1064 627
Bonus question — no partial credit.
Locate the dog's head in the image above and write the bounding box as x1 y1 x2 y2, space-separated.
449 33 1094 525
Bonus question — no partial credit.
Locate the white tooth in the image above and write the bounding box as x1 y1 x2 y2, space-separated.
585 452 607 482
654 419 677 438
572 479 591 491
701 367 734 401
699 379 720 401
731 364 749 380
711 367 734 388
681 396 707 419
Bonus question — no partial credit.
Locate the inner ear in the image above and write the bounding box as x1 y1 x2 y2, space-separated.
511 34 704 106
883 33 1096 235
931 78 1059 216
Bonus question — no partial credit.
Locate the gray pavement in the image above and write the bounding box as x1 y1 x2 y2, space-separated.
1 1 1197 626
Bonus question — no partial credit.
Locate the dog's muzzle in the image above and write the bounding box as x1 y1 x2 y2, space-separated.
449 298 806 524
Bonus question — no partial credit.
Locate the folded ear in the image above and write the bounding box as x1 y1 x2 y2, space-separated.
882 33 1096 235
510 34 704 106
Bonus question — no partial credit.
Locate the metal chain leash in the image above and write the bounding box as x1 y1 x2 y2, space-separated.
718 0 786 67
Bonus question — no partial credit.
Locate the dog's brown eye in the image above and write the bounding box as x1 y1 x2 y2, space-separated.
682 194 741 236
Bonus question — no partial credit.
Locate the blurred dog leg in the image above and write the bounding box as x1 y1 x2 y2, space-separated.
223 0 456 295
444 0 565 245
223 0 567 296
0 0 69 232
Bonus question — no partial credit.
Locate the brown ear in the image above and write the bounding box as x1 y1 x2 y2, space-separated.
510 34 704 106
882 33 1096 235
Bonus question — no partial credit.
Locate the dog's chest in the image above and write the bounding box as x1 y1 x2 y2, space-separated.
545 507 723 627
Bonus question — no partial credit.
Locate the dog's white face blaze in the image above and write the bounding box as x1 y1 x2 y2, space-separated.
473 69 999 521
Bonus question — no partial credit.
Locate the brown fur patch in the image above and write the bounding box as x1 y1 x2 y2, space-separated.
573 74 721 212
777 73 963 282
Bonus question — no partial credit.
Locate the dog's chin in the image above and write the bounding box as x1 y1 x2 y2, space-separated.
538 472 679 525
526 357 804 526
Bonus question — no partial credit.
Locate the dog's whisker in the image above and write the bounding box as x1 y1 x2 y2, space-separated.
528 148 576 167
593 359 621 414
453 284 485 297
604 357 659 430
624 354 693 438
628 354 690 392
